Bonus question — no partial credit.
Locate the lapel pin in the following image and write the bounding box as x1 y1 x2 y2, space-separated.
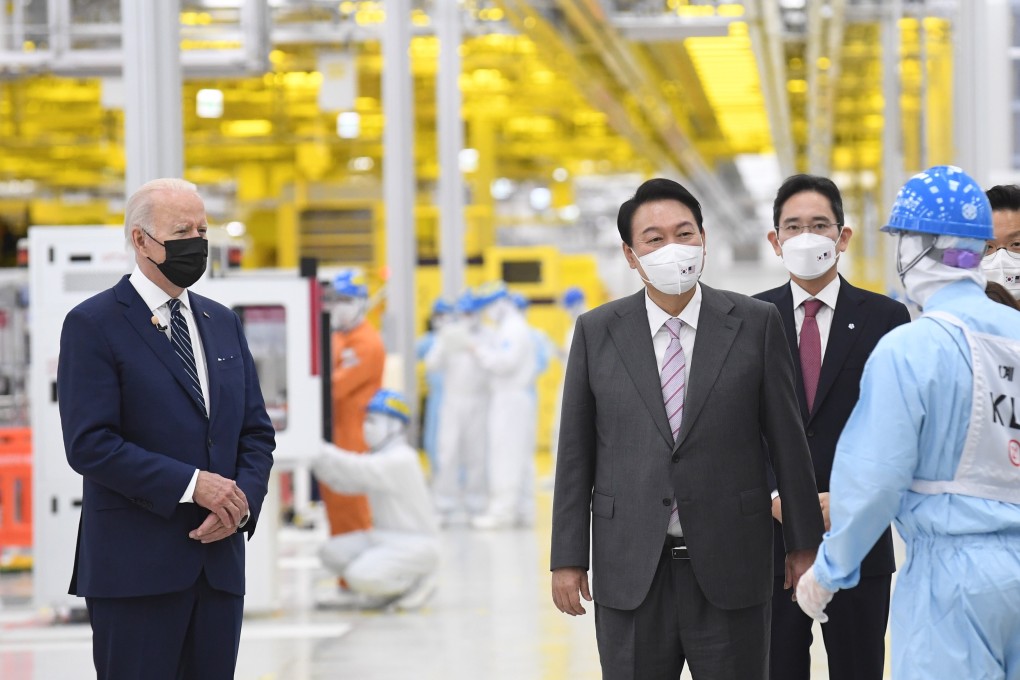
848 323 855 330
203 311 210 318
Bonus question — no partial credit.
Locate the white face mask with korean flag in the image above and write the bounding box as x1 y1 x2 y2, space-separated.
635 243 705 296
780 232 839 280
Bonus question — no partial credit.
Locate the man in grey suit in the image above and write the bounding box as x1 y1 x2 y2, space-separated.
550 178 825 679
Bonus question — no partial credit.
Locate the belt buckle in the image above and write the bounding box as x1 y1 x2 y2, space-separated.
670 545 689 560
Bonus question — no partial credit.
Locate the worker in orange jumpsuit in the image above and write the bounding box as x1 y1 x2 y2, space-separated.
321 269 385 536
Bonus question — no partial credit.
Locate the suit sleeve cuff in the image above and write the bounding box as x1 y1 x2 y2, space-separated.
179 469 199 503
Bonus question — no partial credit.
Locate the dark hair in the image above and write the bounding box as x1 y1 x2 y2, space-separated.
986 282 1020 310
986 185 1020 212
772 174 845 228
617 178 704 247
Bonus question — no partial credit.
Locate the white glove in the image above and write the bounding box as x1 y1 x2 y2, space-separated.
796 565 835 623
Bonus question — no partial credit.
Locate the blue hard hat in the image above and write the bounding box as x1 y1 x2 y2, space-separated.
881 165 993 240
455 291 477 314
472 281 508 308
333 269 368 298
509 292 528 310
366 388 411 424
432 298 455 316
563 286 585 308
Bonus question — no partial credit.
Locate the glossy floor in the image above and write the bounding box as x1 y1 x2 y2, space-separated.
0 479 885 679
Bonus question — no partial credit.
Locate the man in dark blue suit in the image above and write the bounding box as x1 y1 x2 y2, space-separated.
754 175 909 680
58 178 275 680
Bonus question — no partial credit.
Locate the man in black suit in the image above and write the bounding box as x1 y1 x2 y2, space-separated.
754 174 910 680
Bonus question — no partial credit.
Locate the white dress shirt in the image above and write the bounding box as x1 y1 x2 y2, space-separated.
790 276 840 360
129 265 209 503
646 284 702 382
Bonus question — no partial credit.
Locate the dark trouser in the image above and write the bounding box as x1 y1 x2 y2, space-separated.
86 570 244 680
769 573 891 680
595 542 771 680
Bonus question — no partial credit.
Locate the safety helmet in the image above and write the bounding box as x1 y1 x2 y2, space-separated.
472 280 508 308
366 388 411 424
509 292 528 310
455 291 476 314
881 165 993 241
332 269 368 298
563 286 586 308
432 297 455 316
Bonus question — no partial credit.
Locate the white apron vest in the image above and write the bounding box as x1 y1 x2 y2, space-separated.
909 311 1020 503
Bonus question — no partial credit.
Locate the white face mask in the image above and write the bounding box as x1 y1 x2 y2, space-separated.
982 249 1020 297
363 412 401 451
896 233 987 308
635 243 704 296
331 299 365 331
780 232 839 280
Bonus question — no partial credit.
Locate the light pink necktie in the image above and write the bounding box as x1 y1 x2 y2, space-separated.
661 318 685 535
800 299 824 412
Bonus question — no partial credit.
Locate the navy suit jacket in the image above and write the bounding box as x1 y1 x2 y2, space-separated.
58 275 275 598
754 276 909 578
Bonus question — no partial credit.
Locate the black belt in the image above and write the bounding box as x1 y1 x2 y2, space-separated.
664 535 689 560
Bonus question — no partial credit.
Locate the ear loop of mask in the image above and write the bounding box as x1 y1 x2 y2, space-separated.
896 234 935 278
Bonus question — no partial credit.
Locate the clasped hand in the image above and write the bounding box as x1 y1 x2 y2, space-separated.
190 471 248 543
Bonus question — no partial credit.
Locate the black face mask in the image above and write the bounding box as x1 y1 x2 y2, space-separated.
144 232 208 288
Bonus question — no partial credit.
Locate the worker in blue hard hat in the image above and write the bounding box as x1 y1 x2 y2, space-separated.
314 389 440 610
796 166 1020 680
321 269 384 538
472 281 539 529
417 298 455 468
427 290 491 525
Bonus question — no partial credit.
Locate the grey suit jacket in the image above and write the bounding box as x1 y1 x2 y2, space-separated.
550 285 824 611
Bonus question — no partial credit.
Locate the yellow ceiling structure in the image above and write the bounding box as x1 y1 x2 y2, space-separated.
0 0 959 262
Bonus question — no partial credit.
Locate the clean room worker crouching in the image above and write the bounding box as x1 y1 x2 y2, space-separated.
314 389 440 610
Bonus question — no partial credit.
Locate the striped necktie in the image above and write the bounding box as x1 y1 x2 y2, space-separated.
168 298 207 417
661 317 685 535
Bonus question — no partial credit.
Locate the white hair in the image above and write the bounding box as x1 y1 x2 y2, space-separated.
123 178 199 240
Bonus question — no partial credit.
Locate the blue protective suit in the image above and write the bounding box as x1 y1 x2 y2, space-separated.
813 279 1020 680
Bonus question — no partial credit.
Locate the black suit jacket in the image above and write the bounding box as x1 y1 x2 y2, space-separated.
754 275 910 578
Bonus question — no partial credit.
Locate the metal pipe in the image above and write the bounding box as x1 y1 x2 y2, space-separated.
436 0 466 300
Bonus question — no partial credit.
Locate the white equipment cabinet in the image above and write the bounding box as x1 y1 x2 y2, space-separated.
30 226 320 614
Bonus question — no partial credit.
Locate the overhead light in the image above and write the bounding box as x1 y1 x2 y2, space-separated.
553 167 569 182
558 205 580 221
336 111 360 139
349 156 375 172
459 148 479 173
491 178 514 201
225 221 246 237
196 89 223 119
529 187 552 211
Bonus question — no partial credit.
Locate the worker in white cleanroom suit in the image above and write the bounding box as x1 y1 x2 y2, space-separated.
314 389 440 610
428 292 490 525
472 282 538 530
417 297 454 469
797 166 1020 680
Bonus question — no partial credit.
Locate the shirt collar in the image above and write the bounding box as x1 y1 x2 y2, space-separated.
645 283 702 337
128 265 192 312
790 275 840 311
